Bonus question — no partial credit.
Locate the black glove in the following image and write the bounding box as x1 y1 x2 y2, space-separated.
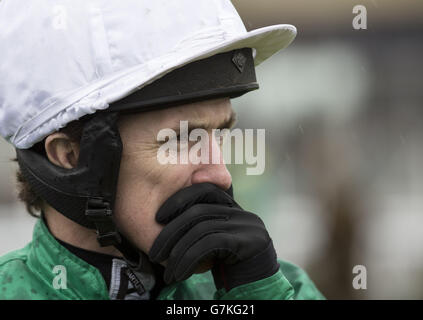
148 183 280 291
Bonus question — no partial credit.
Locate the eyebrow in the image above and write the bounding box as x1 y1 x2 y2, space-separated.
169 110 237 133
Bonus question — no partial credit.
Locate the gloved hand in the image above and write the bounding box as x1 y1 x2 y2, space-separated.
148 183 280 291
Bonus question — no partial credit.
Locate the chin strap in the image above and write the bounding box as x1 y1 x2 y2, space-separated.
16 112 155 294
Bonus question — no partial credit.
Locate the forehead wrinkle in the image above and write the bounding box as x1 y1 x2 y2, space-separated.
165 105 235 132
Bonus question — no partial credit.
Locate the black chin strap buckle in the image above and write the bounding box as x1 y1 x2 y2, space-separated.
85 198 122 247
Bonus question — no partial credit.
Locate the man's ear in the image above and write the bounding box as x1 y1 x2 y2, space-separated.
45 132 80 169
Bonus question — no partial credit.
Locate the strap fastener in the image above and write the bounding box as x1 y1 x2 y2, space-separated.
86 198 122 247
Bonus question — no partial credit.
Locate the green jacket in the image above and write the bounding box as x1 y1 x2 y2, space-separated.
0 218 324 300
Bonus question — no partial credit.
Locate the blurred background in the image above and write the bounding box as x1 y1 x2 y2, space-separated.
0 0 422 299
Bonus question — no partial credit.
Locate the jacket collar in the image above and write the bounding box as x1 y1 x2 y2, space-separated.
26 218 110 299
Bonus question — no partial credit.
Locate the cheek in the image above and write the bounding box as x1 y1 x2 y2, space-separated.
113 153 195 254
114 183 162 254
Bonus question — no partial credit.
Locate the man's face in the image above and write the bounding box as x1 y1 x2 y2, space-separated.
114 98 234 255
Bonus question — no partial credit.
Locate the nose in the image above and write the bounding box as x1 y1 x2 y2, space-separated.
190 131 232 191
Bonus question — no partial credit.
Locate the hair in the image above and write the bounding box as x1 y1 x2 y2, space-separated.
14 119 86 217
